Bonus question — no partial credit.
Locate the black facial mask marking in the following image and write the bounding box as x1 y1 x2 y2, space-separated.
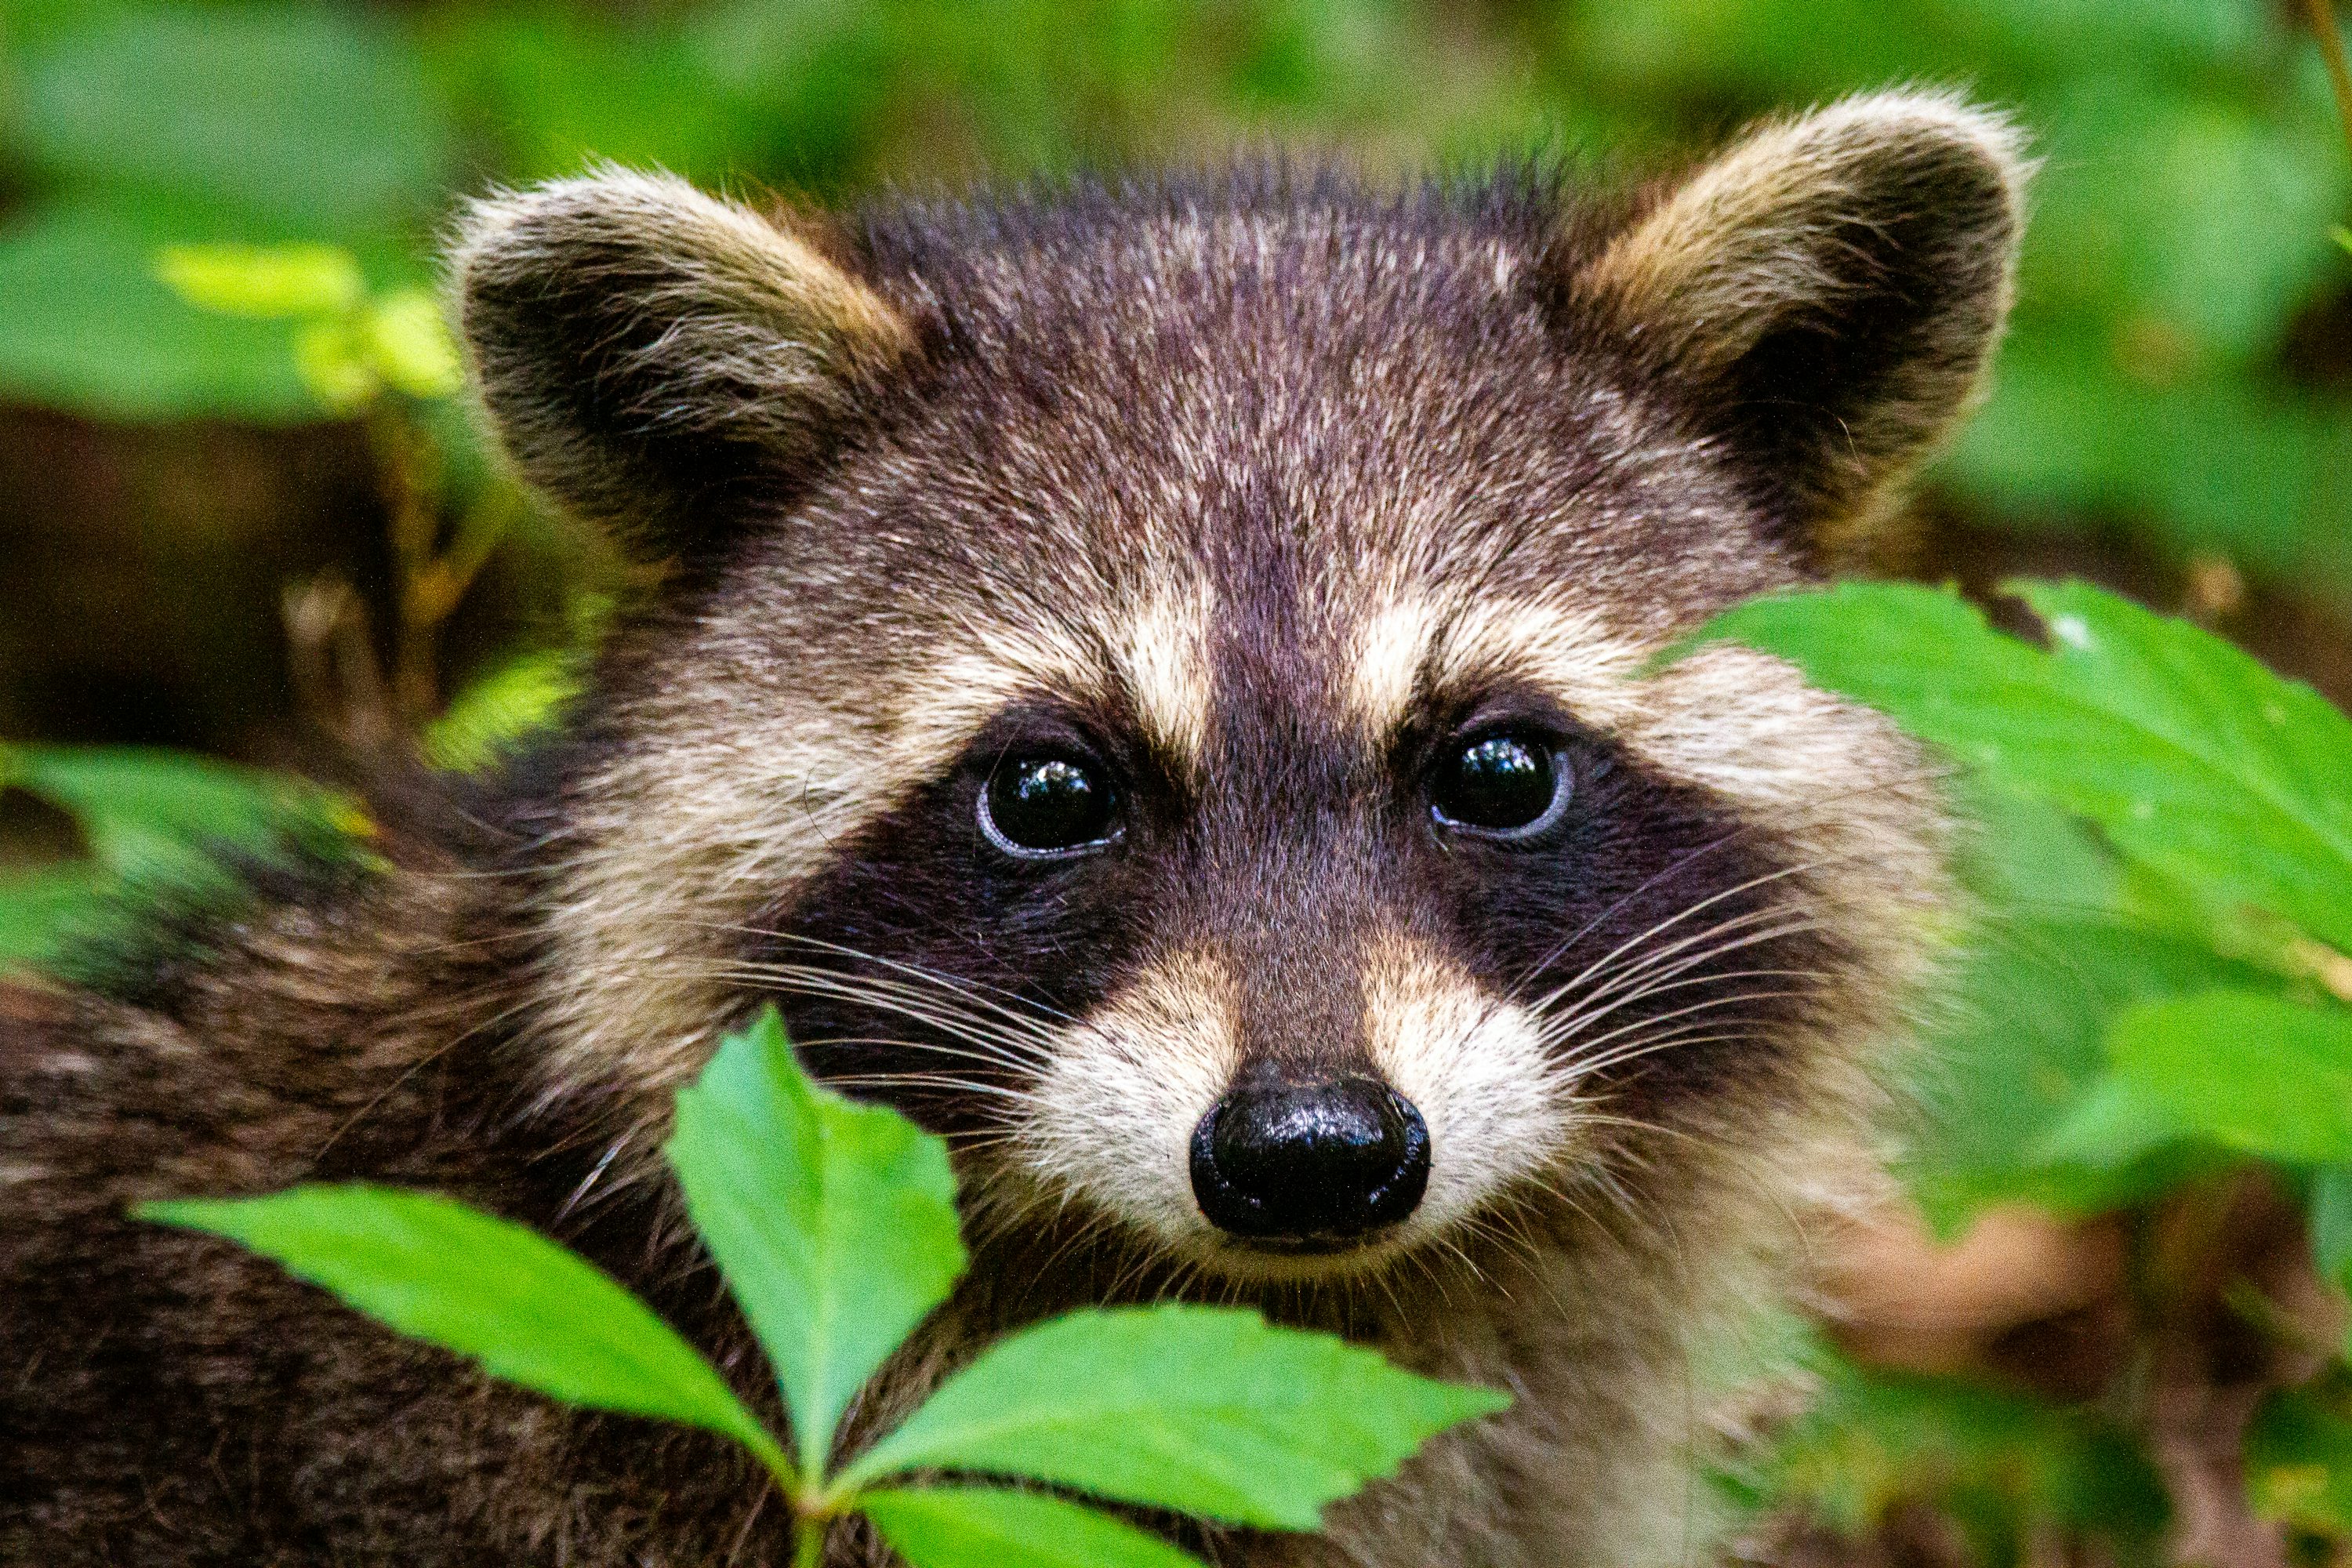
742 686 1835 1151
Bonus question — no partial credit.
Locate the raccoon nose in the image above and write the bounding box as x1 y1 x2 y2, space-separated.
1189 1076 1430 1243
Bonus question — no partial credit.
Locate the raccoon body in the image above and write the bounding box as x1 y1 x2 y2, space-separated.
0 93 2024 1566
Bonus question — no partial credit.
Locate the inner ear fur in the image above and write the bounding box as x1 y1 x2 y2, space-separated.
1573 91 2029 563
450 167 917 557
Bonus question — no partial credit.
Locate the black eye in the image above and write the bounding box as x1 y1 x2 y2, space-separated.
980 755 1117 856
1429 729 1566 837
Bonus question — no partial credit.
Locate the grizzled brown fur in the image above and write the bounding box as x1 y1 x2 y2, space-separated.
2 93 2026 1566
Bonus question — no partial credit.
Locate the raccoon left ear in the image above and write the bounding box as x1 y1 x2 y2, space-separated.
1570 92 2028 561
451 167 919 560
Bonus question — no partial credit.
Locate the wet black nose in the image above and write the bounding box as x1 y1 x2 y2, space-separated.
1189 1076 1430 1244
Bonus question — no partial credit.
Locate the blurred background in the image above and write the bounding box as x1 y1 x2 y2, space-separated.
4 2 2352 1563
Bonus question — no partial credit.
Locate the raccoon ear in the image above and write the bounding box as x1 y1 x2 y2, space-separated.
1571 92 2027 561
450 168 918 557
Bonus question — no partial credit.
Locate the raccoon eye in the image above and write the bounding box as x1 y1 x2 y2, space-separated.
980 754 1117 857
1429 729 1567 837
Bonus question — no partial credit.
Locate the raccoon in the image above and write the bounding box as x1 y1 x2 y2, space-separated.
0 90 2024 1566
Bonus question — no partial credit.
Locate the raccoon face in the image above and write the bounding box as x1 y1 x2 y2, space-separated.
456 93 2023 1284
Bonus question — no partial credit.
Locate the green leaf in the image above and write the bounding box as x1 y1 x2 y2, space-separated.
860 1488 1205 1568
2107 991 2352 1163
0 200 321 420
1692 580 2352 956
1902 904 2263 1228
0 863 109 971
423 651 582 773
154 242 365 318
837 1305 1508 1530
365 288 463 399
1 744 367 882
2312 1168 2352 1296
1947 776 2130 919
2013 579 2352 944
15 5 455 233
2031 1073 2191 1169
2248 1385 2352 1532
665 1007 964 1478
137 1185 788 1476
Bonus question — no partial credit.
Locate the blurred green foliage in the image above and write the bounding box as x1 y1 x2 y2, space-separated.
5 2 2352 1565
1719 1349 2172 1563
1696 579 2352 1563
0 740 367 966
3 0 2349 573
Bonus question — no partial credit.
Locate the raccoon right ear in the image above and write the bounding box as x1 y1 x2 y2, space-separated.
1568 92 2028 562
450 168 918 557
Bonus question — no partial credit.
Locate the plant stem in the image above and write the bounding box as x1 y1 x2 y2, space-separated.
794 1513 826 1568
2305 0 2352 161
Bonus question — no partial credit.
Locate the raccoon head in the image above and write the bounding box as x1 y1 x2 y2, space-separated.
455 93 2023 1289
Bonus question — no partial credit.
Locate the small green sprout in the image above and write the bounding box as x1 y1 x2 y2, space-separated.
156 240 462 408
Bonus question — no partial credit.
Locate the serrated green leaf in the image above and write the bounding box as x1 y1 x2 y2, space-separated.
2013 579 2352 948
665 1007 964 1478
136 1185 788 1476
837 1305 1508 1530
1683 579 2045 736
1692 579 2352 956
859 1487 1205 1568
2107 991 2352 1163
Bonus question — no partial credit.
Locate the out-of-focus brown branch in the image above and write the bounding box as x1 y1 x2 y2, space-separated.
281 572 401 760
1817 1203 2126 1386
366 408 514 733
371 412 446 727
